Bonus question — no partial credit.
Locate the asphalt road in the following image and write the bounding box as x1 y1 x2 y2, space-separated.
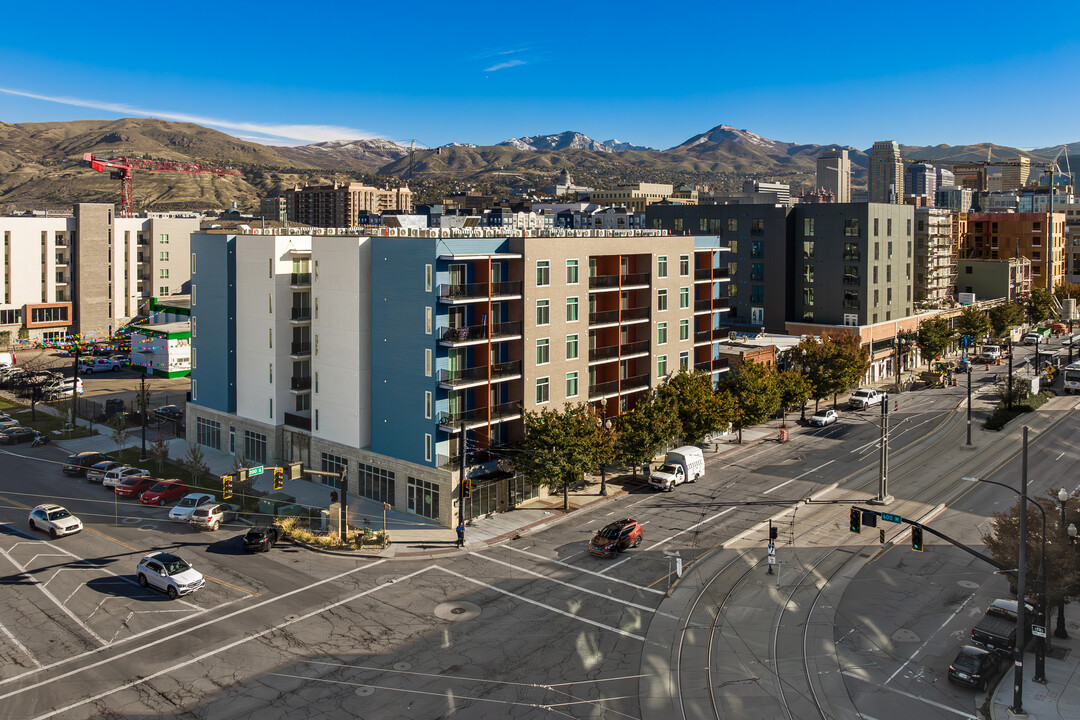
0 340 1069 719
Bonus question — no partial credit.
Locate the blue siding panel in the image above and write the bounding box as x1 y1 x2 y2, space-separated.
190 234 236 412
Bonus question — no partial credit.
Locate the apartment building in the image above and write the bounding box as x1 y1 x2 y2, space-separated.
913 208 958 307
284 182 414 227
964 212 1066 289
589 183 698 212
188 228 730 527
816 148 851 203
0 204 198 342
259 196 287 223
956 257 1031 302
869 141 904 204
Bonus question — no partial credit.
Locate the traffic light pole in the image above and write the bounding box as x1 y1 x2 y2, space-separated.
458 420 466 546
875 393 893 504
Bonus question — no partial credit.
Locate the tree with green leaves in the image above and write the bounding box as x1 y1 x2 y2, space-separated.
989 302 1026 339
1054 282 1080 303
1028 287 1056 324
717 359 780 443
955 306 990 345
916 317 954 369
516 403 606 511
655 370 731 445
798 336 837 412
776 367 814 425
830 332 872 401
614 391 680 472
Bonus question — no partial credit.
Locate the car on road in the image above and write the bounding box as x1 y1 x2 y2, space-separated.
809 409 838 427
0 426 37 444
189 503 237 531
77 357 123 374
136 552 205 599
86 460 125 483
102 465 150 489
153 405 184 423
168 493 216 521
848 388 883 410
140 480 189 506
114 476 158 498
63 452 113 476
0 413 20 428
27 504 83 538
588 518 644 557
947 645 1003 690
243 525 281 552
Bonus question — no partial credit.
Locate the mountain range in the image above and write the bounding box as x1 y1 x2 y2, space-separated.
0 118 1072 213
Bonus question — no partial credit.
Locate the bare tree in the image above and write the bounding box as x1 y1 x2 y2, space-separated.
183 443 210 488
108 414 130 454
149 436 170 475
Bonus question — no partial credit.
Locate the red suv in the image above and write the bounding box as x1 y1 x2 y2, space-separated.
588 518 644 557
140 480 189 506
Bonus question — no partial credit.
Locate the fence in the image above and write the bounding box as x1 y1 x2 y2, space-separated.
44 394 188 438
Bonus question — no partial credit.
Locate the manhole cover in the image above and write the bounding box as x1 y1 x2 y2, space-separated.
284 614 300 622
957 580 979 589
354 687 374 697
393 662 411 671
434 601 481 622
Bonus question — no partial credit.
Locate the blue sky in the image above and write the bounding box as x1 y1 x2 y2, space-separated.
1 1 1078 151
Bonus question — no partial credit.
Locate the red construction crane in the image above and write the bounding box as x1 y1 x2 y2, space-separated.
83 152 243 217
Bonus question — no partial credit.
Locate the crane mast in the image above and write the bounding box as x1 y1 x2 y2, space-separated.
83 153 243 217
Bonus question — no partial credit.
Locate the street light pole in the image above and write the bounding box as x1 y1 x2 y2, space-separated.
139 374 148 462
966 357 972 446
1015 429 1029 713
598 405 611 496
1008 341 1014 411
1057 487 1071 639
875 391 892 504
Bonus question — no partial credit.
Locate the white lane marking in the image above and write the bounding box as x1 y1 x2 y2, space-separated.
0 545 106 646
0 619 42 669
885 592 975 686
651 507 737 550
842 671 976 718
474 553 659 614
507 547 665 595
596 556 632 575
27 563 423 720
561 551 586 563
0 558 388 691
1057 451 1066 460
434 566 645 641
763 460 836 495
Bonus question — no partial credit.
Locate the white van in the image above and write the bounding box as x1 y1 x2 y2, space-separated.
649 446 705 491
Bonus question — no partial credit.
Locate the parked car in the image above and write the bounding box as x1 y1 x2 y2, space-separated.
102 466 150 489
648 446 705 491
114 476 158 498
78 357 122 374
168 493 216 521
153 405 184 423
849 388 884 410
0 426 37 444
140 480 189 506
243 525 281 552
63 452 113 476
27 504 83 538
948 645 1003 690
136 552 205 599
588 518 644 557
809 409 838 427
86 461 125 483
0 413 19 428
189 503 238 531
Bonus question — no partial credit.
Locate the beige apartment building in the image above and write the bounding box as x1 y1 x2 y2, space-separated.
284 182 413 227
965 212 1066 289
913 208 958 307
590 183 698 212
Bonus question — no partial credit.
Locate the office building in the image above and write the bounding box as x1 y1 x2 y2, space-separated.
952 164 987 192
188 227 730 527
260 196 287 223
964 212 1066 289
906 163 937 199
869 141 904 204
590 183 697 212
816 149 851 203
913 208 957 307
936 186 975 212
1002 157 1031 191
936 167 955 189
284 182 413 227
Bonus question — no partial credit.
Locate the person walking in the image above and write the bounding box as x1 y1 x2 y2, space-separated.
456 523 465 548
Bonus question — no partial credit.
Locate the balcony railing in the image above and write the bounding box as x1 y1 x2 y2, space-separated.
694 267 731 281
588 272 651 289
439 320 523 344
588 305 650 325
290 341 311 355
290 272 312 285
291 376 312 390
284 412 311 431
291 307 312 321
437 402 522 429
588 340 650 362
695 358 731 373
694 329 719 344
588 374 649 398
438 360 522 386
438 281 523 301
694 298 730 312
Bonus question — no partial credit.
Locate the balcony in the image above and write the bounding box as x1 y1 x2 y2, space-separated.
843 276 861 286
694 267 731 282
439 320 523 346
290 307 311 321
290 272 312 286
437 402 523 431
290 341 311 356
438 360 522 389
694 298 731 314
438 281 523 303
588 340 650 363
284 412 311 431
695 358 732 373
588 374 649 400
694 329 722 345
290 376 312 391
588 272 651 290
588 305 650 327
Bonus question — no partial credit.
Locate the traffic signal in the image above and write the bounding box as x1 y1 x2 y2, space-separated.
911 526 924 552
273 468 284 490
462 479 472 499
222 474 233 500
861 510 877 528
849 507 861 534
769 525 779 540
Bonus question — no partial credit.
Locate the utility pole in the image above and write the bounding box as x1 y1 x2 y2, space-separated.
338 467 348 542
966 359 972 446
1008 342 1014 411
139 374 148 462
70 345 81 429
1013 426 1028 715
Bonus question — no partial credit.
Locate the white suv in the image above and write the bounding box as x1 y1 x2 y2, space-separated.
28 504 83 538
102 466 149 489
136 552 205 599
168 493 216 521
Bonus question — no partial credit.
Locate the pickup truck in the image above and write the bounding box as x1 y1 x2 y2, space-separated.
971 598 1031 655
189 503 238 531
78 358 122 374
848 388 883 410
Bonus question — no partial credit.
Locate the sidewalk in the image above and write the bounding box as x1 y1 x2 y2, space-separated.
990 632 1080 720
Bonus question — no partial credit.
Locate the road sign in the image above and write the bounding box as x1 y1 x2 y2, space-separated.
881 512 901 524
248 466 265 477
1032 625 1047 638
767 555 776 565
768 545 775 555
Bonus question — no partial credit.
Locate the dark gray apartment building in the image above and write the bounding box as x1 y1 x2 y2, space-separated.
647 202 915 331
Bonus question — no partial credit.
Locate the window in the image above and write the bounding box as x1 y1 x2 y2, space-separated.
536 260 550 286
536 338 550 365
803 288 814 306
195 417 221 450
243 431 267 465
843 243 859 261
536 377 550 404
357 462 395 505
845 219 860 237
424 391 432 419
907 240 912 258
751 240 764 258
680 351 689 371
679 287 689 309
424 306 432 334
657 322 668 345
887 218 893 236
566 259 579 284
566 334 579 359
874 289 880 306
874 218 879 237
844 266 859 283
679 255 690 276
159 234 169 244
159 269 169 279
159 251 169 261
657 355 668 377
844 313 858 326
29 306 69 323
750 263 764 281
657 256 668 278
425 264 433 292
566 296 579 322
804 218 815 236
886 266 892 282
751 218 765 236
566 372 579 398
657 289 668 311
424 434 432 463
0 309 21 325
750 285 764 303
536 299 549 325
727 218 738 232
804 265 814 282
874 242 880 260
424 349 432 377
887 241 893 259
408 477 440 521
906 219 912 236
679 319 689 340
887 288 893 304
190 253 196 274
843 291 859 309
873 267 878 284
269 363 273 384
803 241 814 259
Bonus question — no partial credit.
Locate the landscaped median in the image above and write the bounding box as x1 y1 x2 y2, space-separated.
275 516 391 552
984 388 1055 431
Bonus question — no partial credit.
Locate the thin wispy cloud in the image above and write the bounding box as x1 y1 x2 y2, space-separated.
0 87 374 145
484 59 527 72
